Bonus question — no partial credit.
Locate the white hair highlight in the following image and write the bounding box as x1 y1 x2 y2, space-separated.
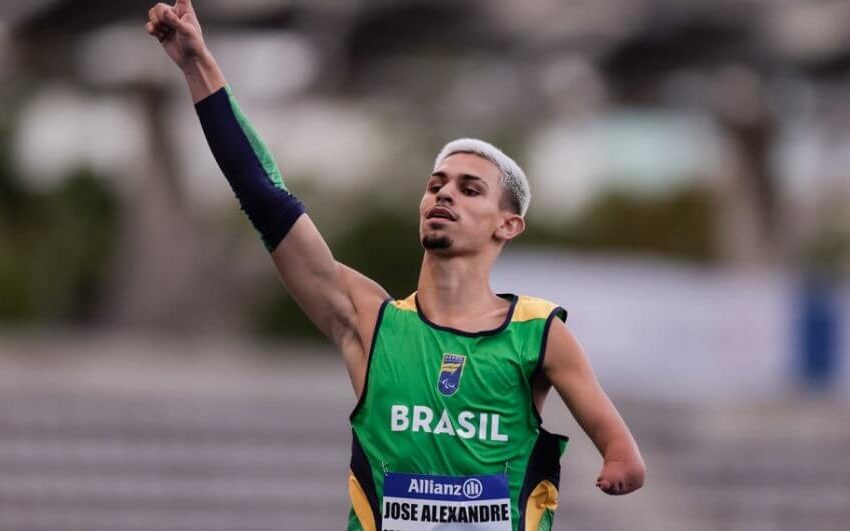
433 138 531 217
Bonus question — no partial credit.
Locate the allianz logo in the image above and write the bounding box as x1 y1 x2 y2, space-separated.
390 405 509 442
408 478 484 500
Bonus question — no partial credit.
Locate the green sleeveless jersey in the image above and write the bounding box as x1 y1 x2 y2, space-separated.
348 292 569 531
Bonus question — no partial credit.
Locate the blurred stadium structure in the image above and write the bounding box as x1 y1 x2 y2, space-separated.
1 0 849 530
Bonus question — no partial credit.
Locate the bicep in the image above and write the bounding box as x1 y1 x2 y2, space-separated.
542 322 618 441
269 215 388 349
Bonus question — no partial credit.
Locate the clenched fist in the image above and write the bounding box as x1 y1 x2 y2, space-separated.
145 0 206 69
596 458 646 495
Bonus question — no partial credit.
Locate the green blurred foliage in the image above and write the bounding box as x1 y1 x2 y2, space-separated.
801 224 850 278
524 185 717 262
0 157 120 324
254 183 717 339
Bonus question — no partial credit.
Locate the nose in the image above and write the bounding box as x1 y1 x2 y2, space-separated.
435 183 455 205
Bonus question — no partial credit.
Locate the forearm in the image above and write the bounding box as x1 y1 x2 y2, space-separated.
194 80 305 252
571 383 643 463
590 405 643 466
182 50 226 103
571 386 647 496
549 353 644 471
147 2 353 331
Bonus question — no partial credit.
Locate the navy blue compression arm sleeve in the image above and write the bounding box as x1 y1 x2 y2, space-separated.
195 86 305 252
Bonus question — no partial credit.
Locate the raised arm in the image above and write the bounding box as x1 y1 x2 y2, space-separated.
542 322 646 495
145 1 388 391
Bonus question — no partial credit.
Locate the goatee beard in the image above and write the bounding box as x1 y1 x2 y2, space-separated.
422 235 452 250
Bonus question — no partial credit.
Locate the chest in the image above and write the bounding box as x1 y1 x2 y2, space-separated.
369 322 540 409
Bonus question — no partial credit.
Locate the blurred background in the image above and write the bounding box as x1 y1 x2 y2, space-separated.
1 0 849 530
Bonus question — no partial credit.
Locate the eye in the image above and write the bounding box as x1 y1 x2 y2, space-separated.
463 188 480 196
428 184 441 193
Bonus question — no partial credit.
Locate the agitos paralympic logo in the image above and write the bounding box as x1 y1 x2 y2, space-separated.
437 354 466 396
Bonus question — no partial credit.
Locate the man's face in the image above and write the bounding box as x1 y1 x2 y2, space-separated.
419 152 523 256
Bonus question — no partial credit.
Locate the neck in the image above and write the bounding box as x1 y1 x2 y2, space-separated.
417 251 503 318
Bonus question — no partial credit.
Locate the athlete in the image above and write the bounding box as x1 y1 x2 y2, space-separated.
146 1 646 529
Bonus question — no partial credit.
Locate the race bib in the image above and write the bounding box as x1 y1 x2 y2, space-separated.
382 471 512 530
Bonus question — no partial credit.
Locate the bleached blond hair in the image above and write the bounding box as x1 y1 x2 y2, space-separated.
433 138 531 217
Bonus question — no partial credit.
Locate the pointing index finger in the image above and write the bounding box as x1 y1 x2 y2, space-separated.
175 0 193 12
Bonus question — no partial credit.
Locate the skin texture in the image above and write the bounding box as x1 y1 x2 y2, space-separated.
147 0 646 496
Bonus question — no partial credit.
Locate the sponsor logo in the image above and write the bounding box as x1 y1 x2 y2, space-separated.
462 478 483 499
405 477 483 500
437 354 466 396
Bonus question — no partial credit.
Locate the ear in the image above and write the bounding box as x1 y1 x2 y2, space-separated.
493 213 525 242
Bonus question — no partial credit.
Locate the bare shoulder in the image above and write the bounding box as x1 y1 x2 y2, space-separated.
542 319 593 377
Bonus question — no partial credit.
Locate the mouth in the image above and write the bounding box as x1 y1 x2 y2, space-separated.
426 206 457 221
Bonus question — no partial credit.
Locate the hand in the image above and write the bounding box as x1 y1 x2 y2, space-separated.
596 459 645 495
145 0 206 69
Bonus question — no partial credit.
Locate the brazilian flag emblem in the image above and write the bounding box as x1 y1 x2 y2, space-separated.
437 354 466 396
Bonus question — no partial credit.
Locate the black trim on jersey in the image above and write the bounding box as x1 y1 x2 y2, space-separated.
413 292 519 337
350 430 382 531
349 298 391 422
529 306 567 426
517 428 569 531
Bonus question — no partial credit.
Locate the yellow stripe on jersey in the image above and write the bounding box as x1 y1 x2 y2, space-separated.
392 293 417 312
512 295 559 322
440 362 463 372
348 471 376 531
394 293 562 322
524 479 559 530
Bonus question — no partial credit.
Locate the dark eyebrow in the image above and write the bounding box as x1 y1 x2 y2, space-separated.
428 171 489 189
460 174 488 189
